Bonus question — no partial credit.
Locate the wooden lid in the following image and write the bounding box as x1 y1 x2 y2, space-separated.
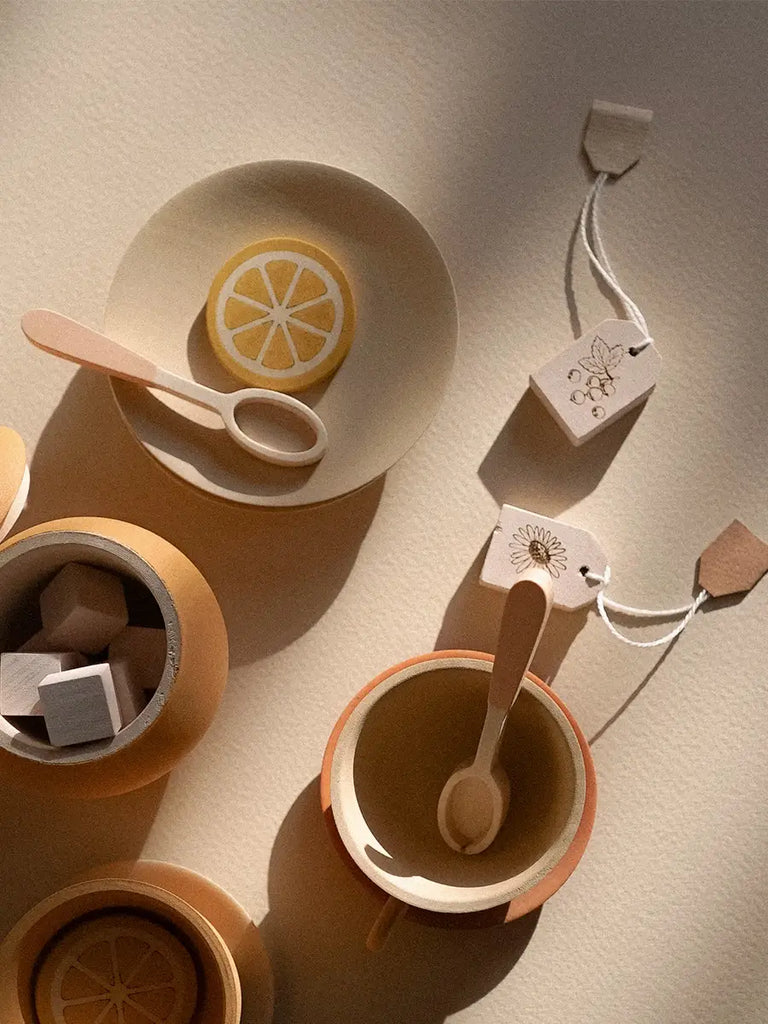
0 427 28 542
34 911 199 1024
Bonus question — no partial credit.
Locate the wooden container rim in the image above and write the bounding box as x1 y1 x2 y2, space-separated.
0 876 241 1024
0 516 229 797
0 525 180 765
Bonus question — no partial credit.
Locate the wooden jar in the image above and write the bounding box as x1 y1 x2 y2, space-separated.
0 874 245 1024
321 651 597 940
0 510 228 797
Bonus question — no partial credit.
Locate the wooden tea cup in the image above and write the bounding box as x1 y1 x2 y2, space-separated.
321 650 597 949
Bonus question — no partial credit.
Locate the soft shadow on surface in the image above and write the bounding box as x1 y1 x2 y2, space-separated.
435 544 587 684
19 372 382 666
478 387 644 515
261 779 539 1024
588 637 679 745
0 775 167 935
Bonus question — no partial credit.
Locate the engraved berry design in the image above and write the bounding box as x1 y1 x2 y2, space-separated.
568 333 624 417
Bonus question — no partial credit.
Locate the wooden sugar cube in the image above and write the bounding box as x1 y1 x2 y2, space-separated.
109 626 166 693
0 652 85 716
108 626 166 722
18 629 61 654
38 663 123 746
39 563 129 654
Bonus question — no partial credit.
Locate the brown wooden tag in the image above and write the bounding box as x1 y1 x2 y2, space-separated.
698 520 768 597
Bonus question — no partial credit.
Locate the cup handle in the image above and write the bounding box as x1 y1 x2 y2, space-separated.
366 896 407 952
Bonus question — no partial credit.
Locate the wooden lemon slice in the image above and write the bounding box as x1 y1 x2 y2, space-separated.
206 237 355 392
34 912 198 1024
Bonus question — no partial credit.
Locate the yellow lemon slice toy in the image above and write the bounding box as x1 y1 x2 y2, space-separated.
206 238 355 392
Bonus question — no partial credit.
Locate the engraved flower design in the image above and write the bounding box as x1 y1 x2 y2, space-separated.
509 525 567 578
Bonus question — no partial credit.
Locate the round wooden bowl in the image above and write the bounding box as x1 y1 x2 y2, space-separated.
321 651 596 927
105 160 458 508
0 517 228 797
0 877 241 1024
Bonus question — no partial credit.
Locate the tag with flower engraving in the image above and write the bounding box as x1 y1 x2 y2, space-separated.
481 505 608 610
529 319 661 445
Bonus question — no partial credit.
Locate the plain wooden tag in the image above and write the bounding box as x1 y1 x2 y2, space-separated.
584 100 653 176
698 520 768 598
529 319 661 445
481 505 608 611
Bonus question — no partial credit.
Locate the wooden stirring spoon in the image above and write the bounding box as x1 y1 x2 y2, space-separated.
21 309 328 468
437 567 554 854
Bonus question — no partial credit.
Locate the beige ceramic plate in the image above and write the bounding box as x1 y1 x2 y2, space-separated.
105 161 457 507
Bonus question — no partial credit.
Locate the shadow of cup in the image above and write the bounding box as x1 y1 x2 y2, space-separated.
263 779 541 1024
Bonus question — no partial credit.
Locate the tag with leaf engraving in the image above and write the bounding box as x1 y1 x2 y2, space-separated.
529 319 661 445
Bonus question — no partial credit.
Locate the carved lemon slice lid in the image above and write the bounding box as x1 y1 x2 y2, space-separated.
34 911 199 1024
0 426 29 543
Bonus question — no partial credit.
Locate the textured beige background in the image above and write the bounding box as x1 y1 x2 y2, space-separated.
2 2 768 1022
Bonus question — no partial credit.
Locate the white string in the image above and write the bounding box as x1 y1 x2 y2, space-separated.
575 177 697 646
579 173 653 352
584 566 709 648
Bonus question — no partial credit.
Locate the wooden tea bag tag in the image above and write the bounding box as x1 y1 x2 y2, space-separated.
584 99 653 176
531 101 657 446
698 520 768 597
481 504 608 611
530 319 662 445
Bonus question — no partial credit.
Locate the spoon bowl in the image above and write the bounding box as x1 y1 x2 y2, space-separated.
437 759 510 855
218 386 327 464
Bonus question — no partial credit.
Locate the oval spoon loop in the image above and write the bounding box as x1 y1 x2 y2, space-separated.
219 389 328 467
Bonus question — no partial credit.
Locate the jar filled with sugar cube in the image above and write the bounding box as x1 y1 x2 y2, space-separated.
0 427 228 797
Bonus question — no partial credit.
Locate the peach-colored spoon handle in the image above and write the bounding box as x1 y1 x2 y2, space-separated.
21 309 219 412
473 569 553 770
23 309 160 384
